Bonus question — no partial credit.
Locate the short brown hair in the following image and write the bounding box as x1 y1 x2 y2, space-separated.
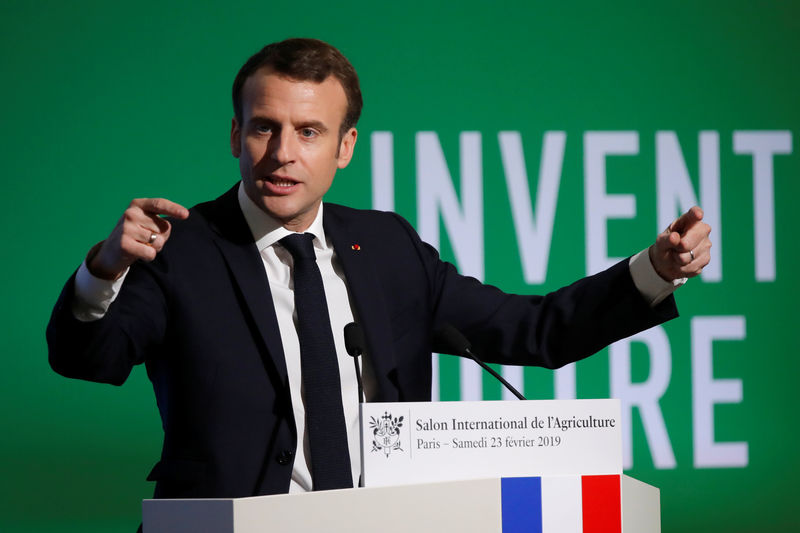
232 38 363 139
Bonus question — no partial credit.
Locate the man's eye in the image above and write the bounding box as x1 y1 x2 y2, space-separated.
255 125 272 134
300 128 317 138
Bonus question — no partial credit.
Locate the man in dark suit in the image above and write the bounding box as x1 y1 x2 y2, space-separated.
47 38 711 499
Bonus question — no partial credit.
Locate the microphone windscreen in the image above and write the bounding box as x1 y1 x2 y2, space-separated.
344 322 365 357
434 323 472 354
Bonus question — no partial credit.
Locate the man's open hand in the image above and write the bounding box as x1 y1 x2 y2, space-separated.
87 198 189 280
649 206 712 282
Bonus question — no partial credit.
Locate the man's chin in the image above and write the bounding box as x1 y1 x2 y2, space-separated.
260 200 319 231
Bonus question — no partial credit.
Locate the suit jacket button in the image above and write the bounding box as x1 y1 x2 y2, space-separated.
276 450 294 465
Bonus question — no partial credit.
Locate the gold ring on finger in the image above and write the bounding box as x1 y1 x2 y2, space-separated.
148 233 157 245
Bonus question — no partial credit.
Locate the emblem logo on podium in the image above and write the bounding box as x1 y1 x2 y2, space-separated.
369 412 404 457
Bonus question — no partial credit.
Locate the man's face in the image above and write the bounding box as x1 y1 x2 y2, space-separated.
231 68 357 231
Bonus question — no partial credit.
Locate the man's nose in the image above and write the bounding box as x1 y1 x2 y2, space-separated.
269 129 295 165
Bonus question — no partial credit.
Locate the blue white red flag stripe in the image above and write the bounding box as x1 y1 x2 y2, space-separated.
501 475 622 533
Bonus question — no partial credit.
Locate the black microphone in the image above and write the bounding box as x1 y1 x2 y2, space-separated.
344 322 366 404
434 323 527 401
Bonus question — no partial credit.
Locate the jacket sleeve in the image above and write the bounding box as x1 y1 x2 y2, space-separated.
46 260 169 386
389 212 678 369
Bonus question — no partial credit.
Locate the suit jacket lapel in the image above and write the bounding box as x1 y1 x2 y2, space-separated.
201 185 289 385
324 205 399 402
198 191 397 400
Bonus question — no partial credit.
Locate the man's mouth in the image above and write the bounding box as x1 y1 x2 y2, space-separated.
263 175 300 193
267 175 297 187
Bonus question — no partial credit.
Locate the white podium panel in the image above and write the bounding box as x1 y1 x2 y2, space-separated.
361 399 623 486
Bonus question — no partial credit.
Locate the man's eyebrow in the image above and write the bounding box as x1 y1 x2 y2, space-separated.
249 116 278 126
297 120 329 133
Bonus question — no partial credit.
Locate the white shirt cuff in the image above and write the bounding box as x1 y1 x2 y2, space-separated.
629 248 686 307
71 261 129 322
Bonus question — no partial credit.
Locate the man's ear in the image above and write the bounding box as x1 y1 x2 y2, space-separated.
230 117 241 158
336 127 358 169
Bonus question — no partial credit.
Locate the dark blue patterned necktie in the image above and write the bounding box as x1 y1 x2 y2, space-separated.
280 233 353 490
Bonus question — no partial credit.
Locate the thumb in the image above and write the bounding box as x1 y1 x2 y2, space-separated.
656 227 681 253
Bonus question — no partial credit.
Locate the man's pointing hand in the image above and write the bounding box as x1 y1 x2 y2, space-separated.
649 206 712 282
87 198 190 280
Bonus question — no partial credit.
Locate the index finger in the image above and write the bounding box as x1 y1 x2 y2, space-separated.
133 198 190 219
669 206 703 234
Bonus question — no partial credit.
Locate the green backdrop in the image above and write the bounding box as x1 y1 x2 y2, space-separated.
2 1 797 531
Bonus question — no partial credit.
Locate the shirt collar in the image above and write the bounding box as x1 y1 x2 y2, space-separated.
237 182 328 252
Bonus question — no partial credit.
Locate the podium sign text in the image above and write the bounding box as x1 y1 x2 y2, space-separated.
361 399 622 487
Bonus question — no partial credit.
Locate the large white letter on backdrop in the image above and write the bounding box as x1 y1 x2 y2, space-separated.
733 131 792 282
692 316 748 468
610 327 676 470
371 131 394 211
498 131 566 285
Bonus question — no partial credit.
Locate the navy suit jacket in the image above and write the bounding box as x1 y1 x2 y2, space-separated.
47 184 678 498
